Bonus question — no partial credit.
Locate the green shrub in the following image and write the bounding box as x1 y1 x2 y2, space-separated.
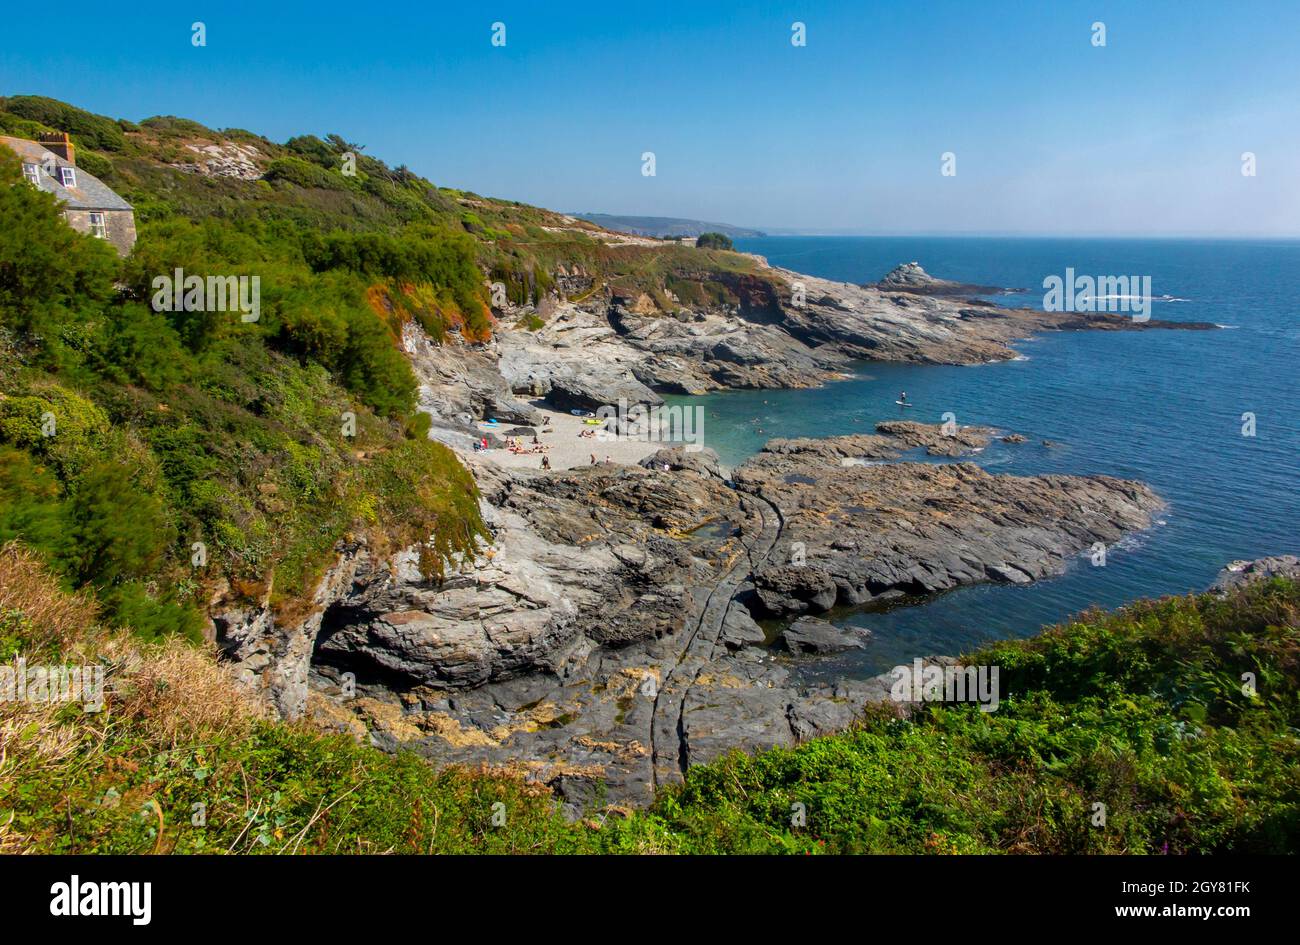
0 95 128 151
265 156 348 191
74 150 113 178
696 232 734 250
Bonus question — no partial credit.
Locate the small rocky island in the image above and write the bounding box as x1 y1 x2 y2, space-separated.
870 261 1025 296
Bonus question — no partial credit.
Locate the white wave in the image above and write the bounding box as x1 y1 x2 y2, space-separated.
1083 294 1188 303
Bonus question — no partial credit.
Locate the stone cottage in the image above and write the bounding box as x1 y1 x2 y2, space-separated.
2 131 136 255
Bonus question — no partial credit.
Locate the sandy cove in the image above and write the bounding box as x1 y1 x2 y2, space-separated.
467 403 680 471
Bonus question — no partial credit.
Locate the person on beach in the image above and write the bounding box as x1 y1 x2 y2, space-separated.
590 452 597 465
541 455 550 470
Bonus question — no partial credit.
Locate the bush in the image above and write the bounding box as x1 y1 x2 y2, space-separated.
0 95 128 151
73 150 113 179
65 461 172 586
265 156 348 191
696 232 734 250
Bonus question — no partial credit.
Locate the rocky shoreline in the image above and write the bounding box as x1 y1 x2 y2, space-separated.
401 260 1217 453
211 261 1208 810
215 429 1166 809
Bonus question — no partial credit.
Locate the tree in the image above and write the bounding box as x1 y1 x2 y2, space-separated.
695 232 734 251
0 150 118 350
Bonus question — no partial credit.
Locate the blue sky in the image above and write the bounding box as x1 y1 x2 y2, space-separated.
3 0 1297 235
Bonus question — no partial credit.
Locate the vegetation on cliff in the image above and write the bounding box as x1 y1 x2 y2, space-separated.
0 95 797 636
2 542 1294 854
0 142 485 638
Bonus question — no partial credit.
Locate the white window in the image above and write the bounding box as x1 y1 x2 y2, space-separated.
88 212 107 239
22 163 41 186
58 166 76 188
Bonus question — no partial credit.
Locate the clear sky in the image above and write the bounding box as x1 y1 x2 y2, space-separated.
3 0 1296 235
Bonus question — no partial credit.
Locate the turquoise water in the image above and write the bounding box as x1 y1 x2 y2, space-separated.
668 237 1300 678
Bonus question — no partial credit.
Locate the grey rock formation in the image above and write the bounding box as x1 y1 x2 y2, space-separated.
755 565 839 615
639 445 725 478
1211 555 1300 593
719 601 766 649
779 617 867 654
734 430 1163 615
476 260 1216 415
401 322 539 450
871 261 1023 297
216 420 1165 813
545 374 663 412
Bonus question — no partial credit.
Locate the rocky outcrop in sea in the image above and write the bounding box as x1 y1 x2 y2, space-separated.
870 261 1024 297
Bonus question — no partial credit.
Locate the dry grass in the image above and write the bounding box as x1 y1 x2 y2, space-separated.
0 699 90 853
0 542 267 852
108 636 265 749
1 542 263 749
0 542 102 660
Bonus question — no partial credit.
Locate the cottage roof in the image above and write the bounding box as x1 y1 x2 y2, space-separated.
0 135 133 211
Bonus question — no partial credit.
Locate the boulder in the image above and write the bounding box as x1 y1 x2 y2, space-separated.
779 617 866 655
719 602 766 649
754 565 839 616
545 375 663 413
639 446 724 478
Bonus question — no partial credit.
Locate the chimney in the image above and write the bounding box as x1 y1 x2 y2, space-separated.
38 131 75 166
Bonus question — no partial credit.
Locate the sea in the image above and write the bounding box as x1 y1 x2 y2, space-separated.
666 236 1300 679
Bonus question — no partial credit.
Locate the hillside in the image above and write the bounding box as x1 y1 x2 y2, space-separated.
575 213 767 239
0 96 779 314
0 95 794 639
0 96 498 638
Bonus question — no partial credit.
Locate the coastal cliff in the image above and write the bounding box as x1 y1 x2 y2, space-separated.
215 420 1165 807
412 249 1216 452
